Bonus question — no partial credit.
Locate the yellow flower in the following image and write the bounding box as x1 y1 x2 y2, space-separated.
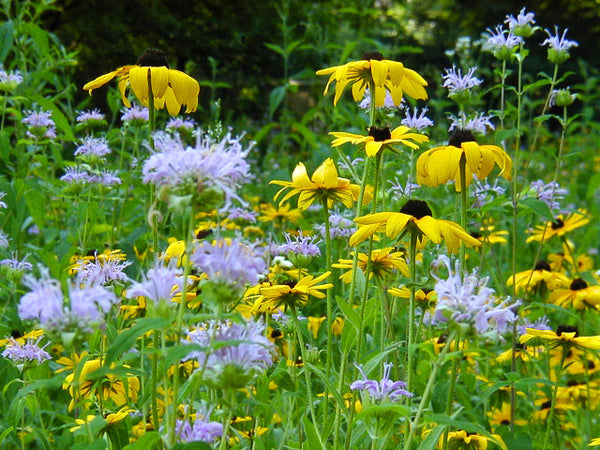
330 125 428 157
260 272 333 309
308 316 327 339
63 359 140 411
548 243 594 273
526 210 590 243
0 329 44 347
520 326 600 350
438 429 507 450
333 247 409 283
471 225 509 245
349 199 481 254
258 203 302 224
332 317 344 336
270 158 362 210
590 437 600 446
316 51 427 106
506 260 570 293
487 402 528 430
69 414 96 432
533 394 577 421
68 249 127 275
416 130 511 192
163 238 187 267
106 407 135 425
388 286 437 309
83 48 199 115
550 278 600 310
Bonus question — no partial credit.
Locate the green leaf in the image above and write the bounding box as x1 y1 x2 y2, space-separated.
336 295 360 331
0 426 14 445
122 431 162 449
418 423 447 450
264 42 285 57
105 318 171 365
0 20 15 64
270 367 296 392
519 197 553 220
302 415 323 449
269 85 287 119
340 321 357 354
70 439 107 450
496 427 532 449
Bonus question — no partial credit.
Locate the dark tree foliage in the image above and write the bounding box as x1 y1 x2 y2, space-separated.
43 0 599 121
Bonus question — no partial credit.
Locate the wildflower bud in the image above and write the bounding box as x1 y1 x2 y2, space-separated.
304 344 321 365
551 89 576 107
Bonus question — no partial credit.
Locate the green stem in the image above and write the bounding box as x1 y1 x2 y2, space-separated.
404 331 458 450
151 331 161 433
322 198 333 423
442 332 462 450
405 228 418 395
459 154 468 267
543 350 566 450
290 305 324 446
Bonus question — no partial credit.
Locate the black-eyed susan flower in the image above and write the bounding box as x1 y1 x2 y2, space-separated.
548 244 594 273
259 272 333 309
388 286 437 309
507 260 570 293
316 51 428 106
439 430 507 450
416 129 512 192
270 158 363 210
495 342 543 363
330 125 428 157
470 225 509 245
349 199 481 253
533 396 577 421
520 326 600 350
258 203 302 225
550 278 600 310
333 247 409 283
487 402 528 429
526 210 590 243
83 48 199 115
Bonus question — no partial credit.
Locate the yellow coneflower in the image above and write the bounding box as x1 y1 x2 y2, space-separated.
316 51 428 106
507 260 570 293
333 247 409 283
520 326 600 351
550 278 600 310
350 199 481 254
388 286 437 309
83 48 199 115
330 125 428 157
487 402 528 430
416 129 511 192
526 210 589 243
259 272 333 309
270 158 363 210
258 203 302 225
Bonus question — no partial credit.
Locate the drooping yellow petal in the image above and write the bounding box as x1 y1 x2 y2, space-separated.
149 66 169 99
369 59 388 87
384 213 411 238
128 67 150 104
83 70 119 93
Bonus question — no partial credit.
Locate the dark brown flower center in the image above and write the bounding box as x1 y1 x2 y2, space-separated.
362 51 384 61
570 278 588 291
281 280 297 288
448 129 477 148
422 288 434 294
11 329 22 339
501 419 510 425
470 231 482 239
196 229 213 239
534 260 552 272
400 199 433 219
137 48 170 68
271 329 283 339
540 400 552 410
556 325 578 337
551 218 564 230
368 126 392 141
437 333 448 344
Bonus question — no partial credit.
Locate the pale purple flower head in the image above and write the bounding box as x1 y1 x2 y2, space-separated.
74 254 131 285
186 319 275 387
68 282 119 327
121 105 149 124
0 230 9 248
0 191 6 209
389 178 420 199
166 117 196 133
359 88 403 110
97 170 122 186
76 109 106 126
0 252 33 272
2 337 51 366
448 112 495 135
227 208 257 223
278 231 321 257
432 256 518 334
350 362 412 403
517 316 551 335
22 110 57 139
315 211 355 239
18 268 64 326
142 130 253 209
74 136 111 158
127 261 183 304
442 66 482 96
175 417 223 444
484 25 523 57
191 238 266 289
401 107 434 130
0 66 23 91
60 167 96 184
505 8 536 36
542 26 578 55
472 179 506 208
529 180 568 214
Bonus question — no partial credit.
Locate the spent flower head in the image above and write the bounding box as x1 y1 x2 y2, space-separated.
542 26 578 64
